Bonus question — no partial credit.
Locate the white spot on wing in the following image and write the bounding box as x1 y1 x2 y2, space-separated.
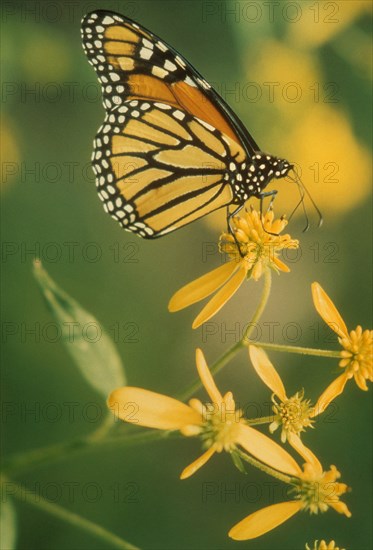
140 47 153 60
143 38 153 49
151 66 169 79
157 41 167 52
110 72 120 81
184 76 196 87
173 110 185 120
102 16 115 25
164 60 177 71
198 119 215 132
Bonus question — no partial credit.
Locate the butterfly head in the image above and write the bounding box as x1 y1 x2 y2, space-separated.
272 157 293 179
236 154 293 201
252 153 293 182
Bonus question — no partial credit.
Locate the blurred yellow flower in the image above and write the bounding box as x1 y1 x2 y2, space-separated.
229 437 350 540
169 208 298 328
244 40 320 122
312 282 372 408
287 0 371 49
108 349 302 480
235 39 372 221
1 117 20 188
306 540 345 550
280 105 372 218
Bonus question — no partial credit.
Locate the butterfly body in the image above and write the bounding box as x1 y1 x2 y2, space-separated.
81 10 293 238
224 154 292 204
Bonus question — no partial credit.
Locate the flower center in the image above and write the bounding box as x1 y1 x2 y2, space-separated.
218 208 299 280
200 402 242 452
291 465 348 515
270 392 314 441
339 326 373 379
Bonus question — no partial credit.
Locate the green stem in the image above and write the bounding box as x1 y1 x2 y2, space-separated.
1 475 139 550
178 270 273 402
235 449 293 485
85 411 116 442
177 340 243 402
244 340 341 358
242 269 272 343
247 416 274 426
5 412 117 474
3 430 176 477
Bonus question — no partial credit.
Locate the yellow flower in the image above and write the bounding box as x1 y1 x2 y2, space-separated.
108 349 302 480
306 540 345 550
169 208 298 328
229 437 351 541
312 282 372 412
248 346 315 442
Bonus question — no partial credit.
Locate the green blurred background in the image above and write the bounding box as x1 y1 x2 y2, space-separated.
2 0 372 548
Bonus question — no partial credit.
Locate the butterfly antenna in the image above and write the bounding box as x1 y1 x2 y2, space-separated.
288 168 323 229
288 189 307 227
297 178 310 232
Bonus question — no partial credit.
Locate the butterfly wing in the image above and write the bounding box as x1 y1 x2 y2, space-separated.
92 100 249 237
81 10 256 237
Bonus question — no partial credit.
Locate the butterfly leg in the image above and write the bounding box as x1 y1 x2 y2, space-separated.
226 205 230 232
259 189 278 215
227 204 245 258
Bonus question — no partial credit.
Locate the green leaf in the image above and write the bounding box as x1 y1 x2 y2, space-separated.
0 498 17 550
33 260 126 398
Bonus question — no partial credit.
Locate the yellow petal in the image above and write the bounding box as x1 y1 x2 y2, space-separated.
180 446 216 479
192 264 247 328
187 398 204 416
168 261 238 311
229 501 302 540
312 374 349 416
329 501 352 518
354 371 369 391
223 391 235 410
287 433 322 475
108 387 201 430
235 424 301 477
311 282 348 339
273 256 290 272
195 348 223 403
249 346 287 402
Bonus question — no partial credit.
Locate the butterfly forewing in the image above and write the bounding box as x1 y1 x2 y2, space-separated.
81 11 249 142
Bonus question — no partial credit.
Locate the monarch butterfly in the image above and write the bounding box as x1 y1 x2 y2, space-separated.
81 10 293 239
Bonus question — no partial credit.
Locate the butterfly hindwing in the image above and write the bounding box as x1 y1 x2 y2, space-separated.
92 99 247 237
